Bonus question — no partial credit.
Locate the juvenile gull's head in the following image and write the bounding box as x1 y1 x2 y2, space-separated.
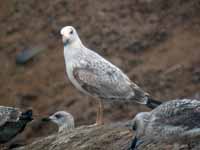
49 111 74 132
60 26 81 47
132 112 150 138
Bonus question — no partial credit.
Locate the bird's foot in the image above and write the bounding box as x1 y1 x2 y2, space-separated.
88 123 99 128
88 122 104 127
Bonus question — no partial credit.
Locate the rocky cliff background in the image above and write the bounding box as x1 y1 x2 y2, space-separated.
0 0 200 149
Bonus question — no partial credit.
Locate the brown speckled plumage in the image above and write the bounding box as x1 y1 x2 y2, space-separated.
0 106 20 127
132 99 200 147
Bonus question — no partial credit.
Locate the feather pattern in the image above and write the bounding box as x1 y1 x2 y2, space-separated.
133 99 200 146
66 47 148 103
0 106 20 127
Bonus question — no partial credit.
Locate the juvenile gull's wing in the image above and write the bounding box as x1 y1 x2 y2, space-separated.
72 50 148 103
0 106 21 126
151 99 200 128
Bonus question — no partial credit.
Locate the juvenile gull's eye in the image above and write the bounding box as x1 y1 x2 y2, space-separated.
132 124 137 131
55 114 62 119
70 30 73 34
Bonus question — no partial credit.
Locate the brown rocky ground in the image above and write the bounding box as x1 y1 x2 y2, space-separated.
14 123 132 150
13 123 200 150
0 0 200 149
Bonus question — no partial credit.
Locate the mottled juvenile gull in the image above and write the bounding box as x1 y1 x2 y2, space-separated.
7 111 73 149
44 111 75 132
129 99 200 149
0 106 32 144
60 26 161 125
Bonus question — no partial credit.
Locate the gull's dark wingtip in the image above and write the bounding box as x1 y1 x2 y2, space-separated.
146 97 162 109
20 109 33 120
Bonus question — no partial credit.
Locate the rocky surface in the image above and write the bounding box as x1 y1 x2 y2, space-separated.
12 122 200 150
14 123 132 150
0 0 200 126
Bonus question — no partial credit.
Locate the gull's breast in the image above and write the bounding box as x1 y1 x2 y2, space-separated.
66 62 89 95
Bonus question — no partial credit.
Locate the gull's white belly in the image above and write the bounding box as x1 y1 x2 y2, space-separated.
66 63 89 95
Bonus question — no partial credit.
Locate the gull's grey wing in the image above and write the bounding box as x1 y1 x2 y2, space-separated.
0 106 21 126
72 51 148 103
151 99 200 129
143 99 200 143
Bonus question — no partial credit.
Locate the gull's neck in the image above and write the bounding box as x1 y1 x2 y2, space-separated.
65 36 84 50
58 123 74 132
63 36 86 62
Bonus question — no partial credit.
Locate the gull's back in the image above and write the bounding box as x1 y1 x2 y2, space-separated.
146 99 200 143
65 45 148 103
0 106 20 127
0 108 32 144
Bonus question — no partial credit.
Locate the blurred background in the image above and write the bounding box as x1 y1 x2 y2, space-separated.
0 0 200 126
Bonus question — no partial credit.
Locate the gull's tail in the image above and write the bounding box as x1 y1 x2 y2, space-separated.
130 84 162 109
146 97 162 109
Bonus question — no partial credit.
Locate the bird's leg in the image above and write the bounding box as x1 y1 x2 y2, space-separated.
99 99 104 125
128 136 138 150
96 99 104 125
95 100 100 125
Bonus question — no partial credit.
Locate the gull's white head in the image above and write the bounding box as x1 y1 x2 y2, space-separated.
49 111 75 132
60 26 81 47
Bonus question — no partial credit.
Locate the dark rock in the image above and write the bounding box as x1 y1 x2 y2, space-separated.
14 122 200 150
192 68 200 84
16 93 38 109
126 41 147 54
16 47 45 65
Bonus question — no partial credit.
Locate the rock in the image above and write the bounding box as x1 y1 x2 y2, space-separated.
126 31 168 54
192 68 200 84
126 41 147 54
15 122 132 150
13 121 200 150
16 93 38 109
16 46 45 65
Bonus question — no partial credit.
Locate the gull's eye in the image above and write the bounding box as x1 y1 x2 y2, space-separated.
69 30 73 34
55 114 62 119
132 122 137 131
